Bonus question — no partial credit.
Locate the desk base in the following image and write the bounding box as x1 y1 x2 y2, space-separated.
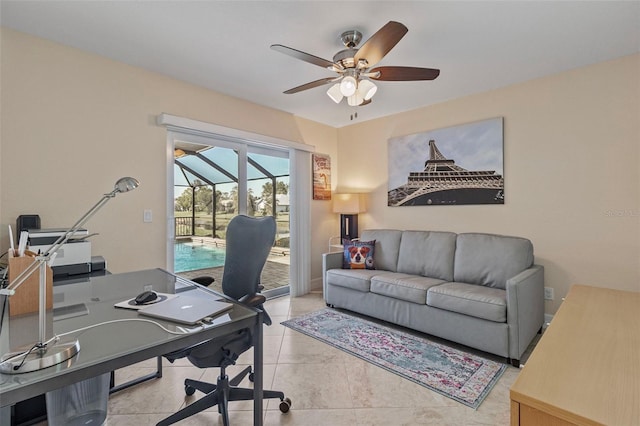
109 356 163 394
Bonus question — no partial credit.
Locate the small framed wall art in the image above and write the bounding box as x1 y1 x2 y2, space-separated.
312 153 332 200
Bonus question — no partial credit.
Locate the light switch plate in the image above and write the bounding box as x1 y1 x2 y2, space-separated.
143 209 152 223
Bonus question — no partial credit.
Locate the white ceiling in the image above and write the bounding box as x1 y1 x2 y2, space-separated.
2 1 638 128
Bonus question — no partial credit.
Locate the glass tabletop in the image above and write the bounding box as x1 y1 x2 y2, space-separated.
0 268 258 407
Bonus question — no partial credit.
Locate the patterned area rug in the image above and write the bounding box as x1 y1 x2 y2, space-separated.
281 308 506 409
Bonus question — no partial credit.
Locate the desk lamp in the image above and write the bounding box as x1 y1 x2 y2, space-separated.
332 193 366 241
0 177 139 374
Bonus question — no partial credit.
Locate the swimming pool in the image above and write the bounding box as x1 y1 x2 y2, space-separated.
174 241 226 273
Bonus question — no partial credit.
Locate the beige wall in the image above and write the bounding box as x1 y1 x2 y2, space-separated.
337 54 640 314
295 118 339 287
2 29 638 316
0 28 338 277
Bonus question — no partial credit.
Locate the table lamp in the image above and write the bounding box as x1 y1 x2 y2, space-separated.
0 177 139 374
332 193 366 242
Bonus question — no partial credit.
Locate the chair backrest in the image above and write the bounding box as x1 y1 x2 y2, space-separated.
221 215 276 300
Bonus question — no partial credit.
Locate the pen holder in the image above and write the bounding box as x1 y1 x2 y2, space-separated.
8 251 53 317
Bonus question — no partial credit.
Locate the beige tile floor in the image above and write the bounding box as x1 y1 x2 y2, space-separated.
100 292 528 426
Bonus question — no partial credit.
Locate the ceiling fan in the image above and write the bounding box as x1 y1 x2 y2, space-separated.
271 21 440 107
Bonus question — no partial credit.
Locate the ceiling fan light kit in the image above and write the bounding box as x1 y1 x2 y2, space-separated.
339 75 358 97
327 83 343 103
326 76 377 105
347 93 362 107
271 21 440 108
358 79 377 100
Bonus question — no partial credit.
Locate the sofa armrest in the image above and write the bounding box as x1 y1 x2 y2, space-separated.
506 265 545 360
322 252 343 299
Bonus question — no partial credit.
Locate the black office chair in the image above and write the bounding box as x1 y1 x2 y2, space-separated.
158 215 291 426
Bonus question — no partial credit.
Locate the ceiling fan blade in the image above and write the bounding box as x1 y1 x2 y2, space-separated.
354 21 408 68
270 44 336 69
370 66 440 81
283 77 339 94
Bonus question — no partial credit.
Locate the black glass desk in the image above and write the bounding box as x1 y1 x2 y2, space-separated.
0 268 265 425
52 267 163 395
8 267 115 425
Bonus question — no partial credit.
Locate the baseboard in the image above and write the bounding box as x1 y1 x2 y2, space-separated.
310 276 323 292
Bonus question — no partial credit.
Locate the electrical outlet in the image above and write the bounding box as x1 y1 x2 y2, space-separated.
544 287 554 300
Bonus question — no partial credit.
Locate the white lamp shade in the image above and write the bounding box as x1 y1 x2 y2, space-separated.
339 76 357 97
358 79 378 100
347 93 363 106
327 83 344 103
332 193 366 214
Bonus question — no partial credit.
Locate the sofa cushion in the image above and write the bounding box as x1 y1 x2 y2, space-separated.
360 229 402 272
370 273 446 304
396 231 456 281
427 282 507 322
325 268 380 292
453 233 534 289
342 239 376 270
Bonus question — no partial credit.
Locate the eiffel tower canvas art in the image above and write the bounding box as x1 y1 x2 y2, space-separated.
388 117 504 206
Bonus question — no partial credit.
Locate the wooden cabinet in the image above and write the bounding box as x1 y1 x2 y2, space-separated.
510 285 640 426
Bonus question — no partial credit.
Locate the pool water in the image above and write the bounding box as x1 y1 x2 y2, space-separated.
174 242 226 273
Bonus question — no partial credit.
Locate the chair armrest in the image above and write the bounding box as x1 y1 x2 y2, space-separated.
323 251 343 269
506 265 545 359
322 252 343 296
191 276 215 286
238 293 272 326
238 293 267 308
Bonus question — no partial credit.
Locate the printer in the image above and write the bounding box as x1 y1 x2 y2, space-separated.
27 228 92 276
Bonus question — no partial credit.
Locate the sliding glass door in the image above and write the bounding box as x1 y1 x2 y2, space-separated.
169 133 290 296
246 147 290 296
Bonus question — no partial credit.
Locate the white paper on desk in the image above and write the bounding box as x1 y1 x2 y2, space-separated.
17 231 28 256
114 293 177 310
8 225 15 255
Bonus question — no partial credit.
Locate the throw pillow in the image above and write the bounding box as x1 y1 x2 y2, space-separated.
342 239 376 270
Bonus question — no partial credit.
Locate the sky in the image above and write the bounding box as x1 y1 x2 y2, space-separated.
174 149 290 199
387 117 504 190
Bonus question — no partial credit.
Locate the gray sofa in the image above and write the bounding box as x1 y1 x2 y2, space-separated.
322 229 544 366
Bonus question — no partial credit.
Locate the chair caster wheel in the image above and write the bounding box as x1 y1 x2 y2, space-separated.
279 397 292 413
185 385 196 396
248 372 255 382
